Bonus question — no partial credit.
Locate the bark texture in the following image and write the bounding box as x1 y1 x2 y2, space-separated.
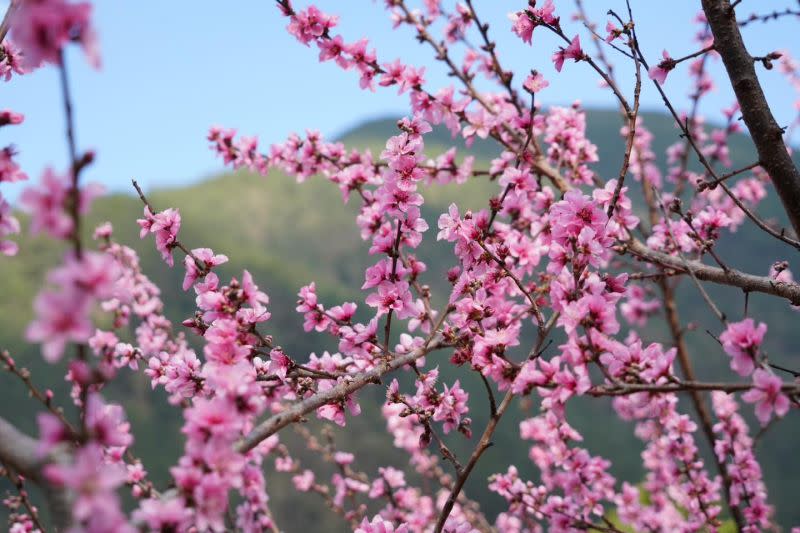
702 0 800 238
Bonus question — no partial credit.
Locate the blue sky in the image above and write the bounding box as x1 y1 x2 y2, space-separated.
2 1 798 201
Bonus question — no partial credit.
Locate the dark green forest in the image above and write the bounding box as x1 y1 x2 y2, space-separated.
1 109 797 530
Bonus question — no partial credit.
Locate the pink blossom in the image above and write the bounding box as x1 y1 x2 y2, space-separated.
523 71 549 93
509 12 534 45
742 369 790 425
292 470 315 491
0 109 24 126
399 65 425 94
605 21 622 43
0 146 28 183
333 451 354 465
534 0 558 24
137 206 181 266
365 281 414 318
433 380 469 434
132 497 191 532
93 221 113 240
509 1 556 44
0 193 21 256
26 290 93 362
552 36 583 72
48 251 121 300
44 444 127 523
0 41 26 80
355 515 409 533
328 301 357 323
37 412 71 453
194 473 231 532
711 391 773 527
268 348 292 380
203 318 251 365
184 397 243 438
462 108 494 141
21 168 103 239
183 248 228 290
318 34 349 68
719 318 767 376
648 50 675 85
549 189 608 246
11 0 100 69
297 282 331 332
316 383 361 426
286 5 338 46
85 393 132 448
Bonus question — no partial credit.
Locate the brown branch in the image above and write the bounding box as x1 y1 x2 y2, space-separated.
696 161 761 191
672 44 717 65
626 238 800 305
588 380 800 396
737 8 800 28
236 338 447 453
434 312 559 532
59 52 83 260
57 46 94 434
608 4 642 219
478 373 497 418
488 91 537 229
1 349 79 438
702 0 800 238
574 0 621 72
0 0 17 43
463 0 523 113
131 179 209 272
433 391 513 533
0 416 72 529
396 397 463 474
400 253 437 331
383 223 404 352
539 20 633 116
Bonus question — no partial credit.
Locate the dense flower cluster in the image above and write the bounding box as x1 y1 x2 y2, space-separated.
712 391 772 531
2 1 800 532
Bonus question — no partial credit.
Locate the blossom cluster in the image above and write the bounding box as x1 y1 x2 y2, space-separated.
2 1 800 532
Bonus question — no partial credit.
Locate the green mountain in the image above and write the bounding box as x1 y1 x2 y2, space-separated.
1 110 798 530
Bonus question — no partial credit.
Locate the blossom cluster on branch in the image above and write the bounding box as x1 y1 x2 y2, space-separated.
1 0 800 532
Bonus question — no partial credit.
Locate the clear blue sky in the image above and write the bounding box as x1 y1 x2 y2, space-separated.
2 1 798 201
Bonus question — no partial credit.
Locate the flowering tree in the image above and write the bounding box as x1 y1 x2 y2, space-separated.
1 0 800 531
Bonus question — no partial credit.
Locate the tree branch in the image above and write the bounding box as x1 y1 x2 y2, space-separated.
236 339 447 453
701 0 800 238
0 416 72 529
0 0 17 43
626 238 800 305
